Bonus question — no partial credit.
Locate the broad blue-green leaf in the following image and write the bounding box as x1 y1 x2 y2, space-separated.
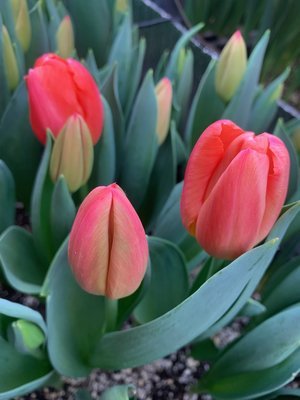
90 97 116 187
31 135 54 263
90 238 279 370
100 385 136 400
46 240 106 377
274 119 299 200
108 13 132 106
134 237 188 323
120 71 158 209
124 37 146 117
185 60 225 149
154 182 202 265
250 67 290 133
0 82 42 206
140 125 177 228
262 257 300 317
0 299 46 333
0 227 45 294
101 67 124 178
198 305 300 399
64 0 112 66
222 31 270 128
25 1 50 67
0 161 15 234
50 176 76 252
0 337 54 400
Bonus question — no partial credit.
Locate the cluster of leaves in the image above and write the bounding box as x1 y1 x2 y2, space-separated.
0 0 300 399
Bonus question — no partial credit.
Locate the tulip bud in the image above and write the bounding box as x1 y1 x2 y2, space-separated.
181 120 290 260
68 184 149 299
10 0 31 52
215 30 247 103
2 25 19 90
56 16 75 59
116 0 129 12
155 77 173 145
50 114 94 193
25 53 104 145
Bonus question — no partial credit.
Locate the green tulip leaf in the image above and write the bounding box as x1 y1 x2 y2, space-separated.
134 237 189 323
274 118 299 200
31 134 54 263
50 176 76 252
139 124 177 228
25 1 50 68
153 182 203 266
46 239 107 377
0 226 45 294
0 81 42 207
0 161 15 234
0 15 9 115
64 0 112 66
197 305 300 399
250 67 290 133
185 59 225 149
101 66 124 177
90 97 116 188
120 70 158 209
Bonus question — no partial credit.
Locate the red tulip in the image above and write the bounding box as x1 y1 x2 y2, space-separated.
180 120 290 260
25 53 104 144
68 184 149 299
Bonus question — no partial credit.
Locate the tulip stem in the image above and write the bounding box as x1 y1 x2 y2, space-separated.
104 298 118 333
206 257 220 280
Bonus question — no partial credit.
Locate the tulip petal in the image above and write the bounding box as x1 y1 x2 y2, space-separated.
181 120 244 235
106 185 149 299
68 187 111 295
67 59 104 144
256 134 290 242
195 149 269 259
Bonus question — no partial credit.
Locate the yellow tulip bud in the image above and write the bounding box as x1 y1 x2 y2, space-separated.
10 0 31 52
50 114 94 192
215 30 247 103
2 25 19 90
155 77 173 145
116 0 128 13
56 15 75 59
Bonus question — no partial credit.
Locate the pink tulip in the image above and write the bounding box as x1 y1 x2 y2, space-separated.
68 184 149 299
180 120 290 260
25 53 104 145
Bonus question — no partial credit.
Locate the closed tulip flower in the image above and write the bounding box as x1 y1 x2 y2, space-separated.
25 53 104 144
68 184 149 299
155 77 172 145
215 30 247 103
180 120 290 260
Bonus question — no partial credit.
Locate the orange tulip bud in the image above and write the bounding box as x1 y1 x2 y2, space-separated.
181 120 290 260
68 184 149 299
49 114 94 192
155 77 173 145
215 30 247 102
